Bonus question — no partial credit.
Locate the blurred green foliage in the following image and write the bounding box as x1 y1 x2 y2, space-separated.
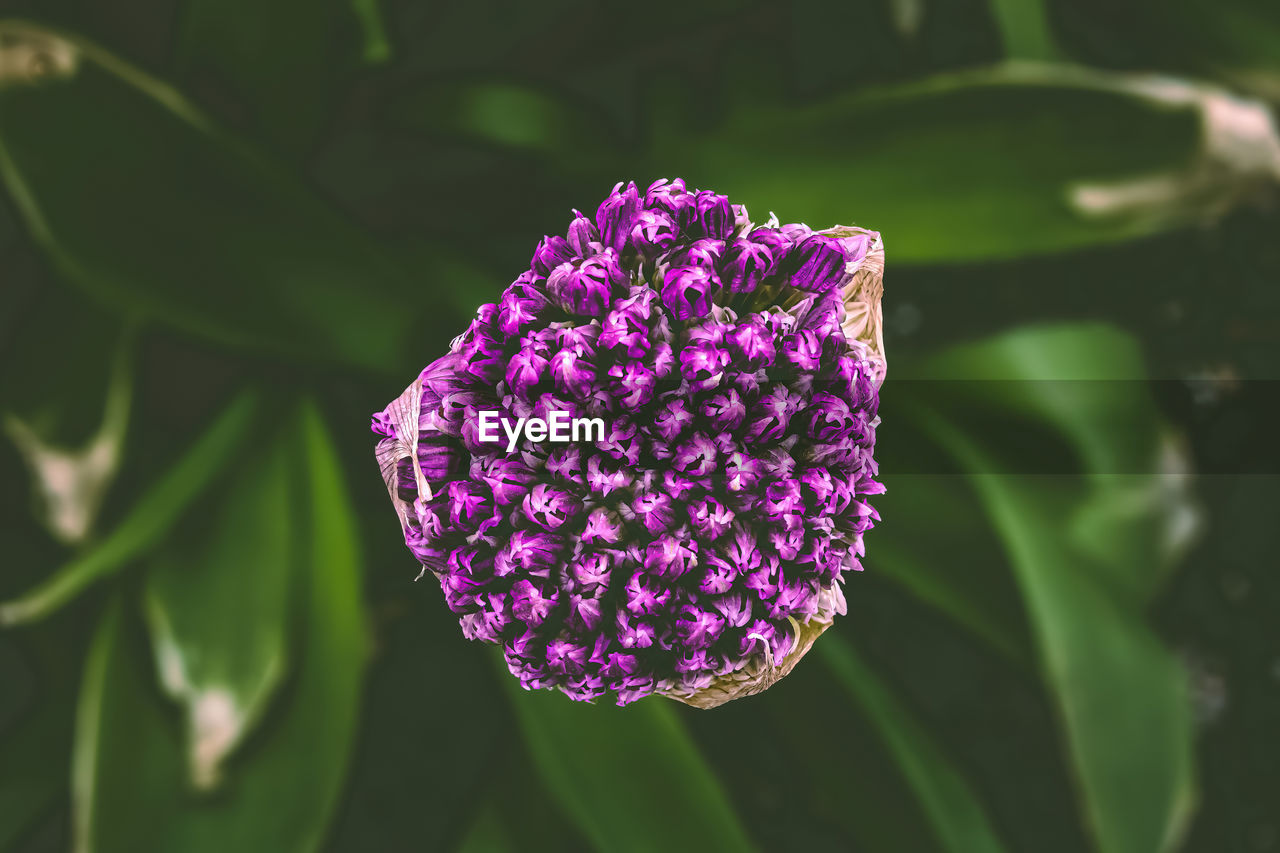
1 1 1277 852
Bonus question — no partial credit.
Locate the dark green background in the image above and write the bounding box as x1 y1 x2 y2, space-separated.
1 1 1277 851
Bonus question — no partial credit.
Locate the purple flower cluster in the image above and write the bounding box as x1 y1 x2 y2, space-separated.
373 180 885 706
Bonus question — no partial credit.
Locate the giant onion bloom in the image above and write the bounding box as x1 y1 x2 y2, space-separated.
373 180 885 707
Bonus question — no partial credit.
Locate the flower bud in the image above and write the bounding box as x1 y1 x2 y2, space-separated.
720 237 776 293
786 234 846 292
596 181 641 255
661 265 718 321
532 235 574 276
547 250 626 317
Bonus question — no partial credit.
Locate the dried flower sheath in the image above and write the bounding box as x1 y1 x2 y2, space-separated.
374 180 884 707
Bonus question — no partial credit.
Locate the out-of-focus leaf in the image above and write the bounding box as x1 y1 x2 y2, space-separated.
943 466 1195 853
72 401 367 852
819 635 1008 853
987 0 1059 60
0 276 129 449
389 81 615 156
482 746 595 852
757 570 1094 851
1055 0 1280 94
350 0 391 64
0 389 260 627
905 324 1197 853
141 423 295 789
0 668 70 849
325 592 510 852
0 263 137 551
4 319 135 545
72 597 184 852
276 397 369 841
871 479 1032 667
504 676 756 853
653 64 1237 264
176 0 360 151
1064 82 1280 229
455 802 514 853
0 528 98 850
909 324 1199 600
0 21 422 373
0 604 85 850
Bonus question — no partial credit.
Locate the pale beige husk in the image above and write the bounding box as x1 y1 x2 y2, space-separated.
660 588 843 709
662 227 885 709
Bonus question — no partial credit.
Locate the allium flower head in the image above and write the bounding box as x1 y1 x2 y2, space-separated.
374 179 885 708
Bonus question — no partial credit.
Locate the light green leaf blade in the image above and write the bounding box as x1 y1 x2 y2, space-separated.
955 468 1195 853
73 596 184 853
142 423 296 790
819 635 1009 853
233 397 369 850
350 0 392 64
652 65 1208 264
503 676 756 853
910 323 1199 600
988 0 1059 60
0 388 261 626
905 324 1198 853
72 401 367 853
390 81 612 156
0 21 422 373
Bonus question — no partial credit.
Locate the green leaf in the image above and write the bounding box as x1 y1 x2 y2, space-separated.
389 81 614 156
750 661 955 850
176 0 363 151
73 597 183 853
350 0 392 64
988 0 1060 60
869 525 1030 667
0 280 132 450
1191 0 1280 72
941 466 1195 853
503 675 757 853
0 21 421 372
652 65 1207 264
455 802 514 853
904 325 1197 853
0 556 98 848
871 413 1038 668
0 388 261 626
819 635 1009 853
71 401 367 852
0 665 72 850
1053 0 1280 87
324 601 511 852
142 423 296 789
908 323 1199 600
2 305 136 545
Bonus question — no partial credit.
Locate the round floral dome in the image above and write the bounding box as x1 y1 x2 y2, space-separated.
373 179 885 707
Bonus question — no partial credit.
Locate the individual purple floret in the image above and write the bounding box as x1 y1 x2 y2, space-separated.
661 265 718 321
373 179 885 708
547 250 626 317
